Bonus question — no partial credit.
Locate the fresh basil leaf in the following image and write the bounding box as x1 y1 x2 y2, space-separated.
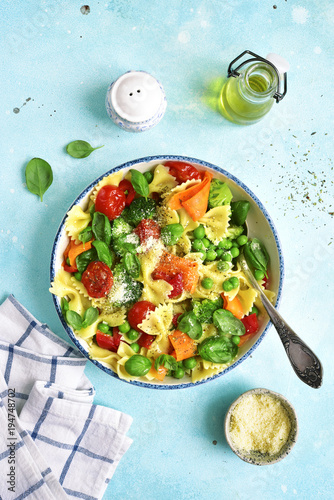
25 157 53 202
123 252 140 279
154 354 177 372
61 297 70 316
66 140 104 159
92 212 112 246
66 310 83 331
198 335 238 364
213 309 246 337
92 240 113 268
177 311 202 340
244 238 269 274
82 307 99 329
130 169 149 199
76 248 98 273
89 203 95 216
161 223 184 246
230 201 250 226
124 354 152 376
78 226 93 243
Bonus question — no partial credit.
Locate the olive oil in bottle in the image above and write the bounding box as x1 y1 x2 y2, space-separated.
219 51 288 125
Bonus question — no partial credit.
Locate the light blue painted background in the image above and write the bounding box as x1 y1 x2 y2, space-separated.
1 1 333 499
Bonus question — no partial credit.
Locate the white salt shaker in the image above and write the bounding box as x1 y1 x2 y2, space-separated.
105 70 167 132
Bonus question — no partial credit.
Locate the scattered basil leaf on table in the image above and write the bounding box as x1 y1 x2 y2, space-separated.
198 335 238 364
130 169 149 199
66 140 104 158
92 240 113 268
25 157 53 202
177 311 203 340
154 354 178 372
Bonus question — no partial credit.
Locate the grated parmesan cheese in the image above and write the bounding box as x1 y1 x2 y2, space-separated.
229 393 291 455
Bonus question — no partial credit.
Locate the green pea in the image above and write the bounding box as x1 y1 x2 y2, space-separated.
254 269 265 281
223 280 234 292
173 367 185 379
200 251 207 261
183 357 197 369
192 239 205 252
217 260 230 271
131 343 140 353
232 335 240 345
202 238 210 248
218 239 232 250
97 322 110 334
74 272 82 281
232 241 239 248
229 277 240 289
237 235 248 246
118 321 131 334
201 277 214 289
143 171 154 184
222 252 232 262
251 306 259 316
193 225 205 239
216 248 224 258
205 249 217 261
127 328 140 341
230 247 240 258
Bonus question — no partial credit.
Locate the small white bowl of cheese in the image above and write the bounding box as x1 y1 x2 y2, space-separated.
224 388 298 465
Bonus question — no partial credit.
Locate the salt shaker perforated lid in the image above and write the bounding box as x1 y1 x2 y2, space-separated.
106 70 167 132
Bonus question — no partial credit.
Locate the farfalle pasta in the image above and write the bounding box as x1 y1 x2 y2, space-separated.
50 161 274 385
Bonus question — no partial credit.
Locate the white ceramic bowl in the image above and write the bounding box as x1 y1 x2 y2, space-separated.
50 155 284 389
224 388 298 465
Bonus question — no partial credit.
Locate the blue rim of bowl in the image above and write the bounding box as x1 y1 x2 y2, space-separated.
50 155 284 390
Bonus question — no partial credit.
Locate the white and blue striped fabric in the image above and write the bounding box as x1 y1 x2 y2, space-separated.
0 295 133 500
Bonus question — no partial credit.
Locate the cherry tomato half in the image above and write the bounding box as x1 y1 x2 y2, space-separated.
127 300 156 333
96 327 122 352
81 261 113 298
164 161 201 184
134 219 161 245
137 332 155 349
119 179 135 206
95 185 126 220
241 313 259 334
152 271 184 298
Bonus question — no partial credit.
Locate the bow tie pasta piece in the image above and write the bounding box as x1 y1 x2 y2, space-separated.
149 164 178 195
199 205 231 245
50 269 91 316
65 206 92 243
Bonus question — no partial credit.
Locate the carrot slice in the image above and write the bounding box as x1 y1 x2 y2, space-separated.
149 364 168 382
221 293 244 320
153 251 199 294
238 333 255 347
68 239 93 267
168 171 213 221
168 330 197 361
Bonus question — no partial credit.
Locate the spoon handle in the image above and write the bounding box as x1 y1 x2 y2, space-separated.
240 257 323 388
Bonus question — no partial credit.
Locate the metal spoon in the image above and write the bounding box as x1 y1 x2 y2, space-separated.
238 251 323 389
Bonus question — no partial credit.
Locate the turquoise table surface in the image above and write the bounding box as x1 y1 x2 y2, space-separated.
1 1 333 499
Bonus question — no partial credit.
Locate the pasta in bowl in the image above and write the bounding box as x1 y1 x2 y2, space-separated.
50 155 283 388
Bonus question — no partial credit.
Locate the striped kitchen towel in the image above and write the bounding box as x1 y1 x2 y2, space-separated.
0 295 133 499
